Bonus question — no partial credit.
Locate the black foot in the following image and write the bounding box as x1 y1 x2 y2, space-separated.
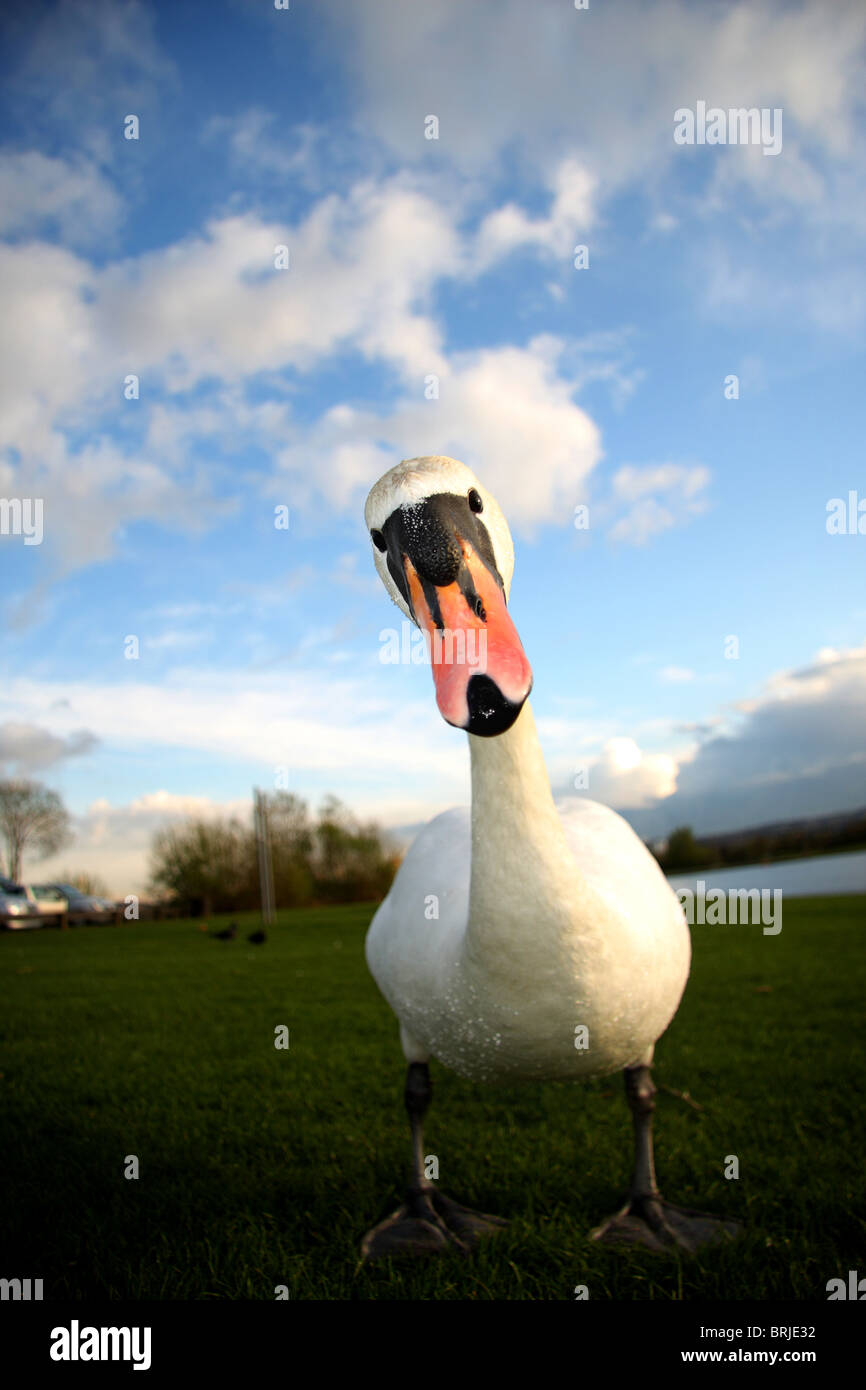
591 1194 742 1253
361 1186 507 1263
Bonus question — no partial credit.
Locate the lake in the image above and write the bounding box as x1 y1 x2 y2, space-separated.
667 849 866 899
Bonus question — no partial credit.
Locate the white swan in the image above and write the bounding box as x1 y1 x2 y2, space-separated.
361 455 739 1259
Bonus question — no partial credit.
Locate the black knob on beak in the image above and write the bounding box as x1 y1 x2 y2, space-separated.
465 674 527 737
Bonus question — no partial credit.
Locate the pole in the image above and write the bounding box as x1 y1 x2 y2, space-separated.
254 788 276 927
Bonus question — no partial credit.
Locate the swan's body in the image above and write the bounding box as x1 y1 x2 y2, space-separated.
367 705 690 1084
360 454 738 1260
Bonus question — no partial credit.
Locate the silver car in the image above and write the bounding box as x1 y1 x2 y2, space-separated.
0 876 43 930
28 884 70 925
43 883 114 925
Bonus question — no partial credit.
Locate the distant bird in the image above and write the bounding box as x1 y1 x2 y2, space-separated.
247 929 267 945
212 922 237 941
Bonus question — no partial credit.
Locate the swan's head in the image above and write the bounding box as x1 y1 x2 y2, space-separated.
365 455 533 737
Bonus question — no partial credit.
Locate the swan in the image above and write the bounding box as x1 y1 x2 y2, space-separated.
361 454 739 1260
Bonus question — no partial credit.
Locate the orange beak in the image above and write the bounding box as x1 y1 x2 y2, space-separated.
405 541 533 734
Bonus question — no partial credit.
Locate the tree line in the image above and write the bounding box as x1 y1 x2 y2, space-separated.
652 813 866 874
147 792 399 916
0 778 398 913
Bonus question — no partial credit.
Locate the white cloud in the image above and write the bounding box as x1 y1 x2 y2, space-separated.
0 179 468 586
329 0 866 331
608 463 710 544
539 641 866 836
0 177 465 468
628 642 866 835
0 667 465 785
612 463 710 503
331 0 866 199
202 109 339 193
649 211 679 233
541 727 679 810
0 721 98 773
0 241 98 456
204 108 305 178
535 708 684 811
7 0 177 162
0 151 123 246
273 335 602 530
587 737 679 808
1 426 233 594
474 160 597 268
97 185 462 385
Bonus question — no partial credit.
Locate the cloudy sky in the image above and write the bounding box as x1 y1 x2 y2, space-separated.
0 0 864 894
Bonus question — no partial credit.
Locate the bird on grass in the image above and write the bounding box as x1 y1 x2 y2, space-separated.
247 929 267 945
211 922 237 941
360 455 742 1261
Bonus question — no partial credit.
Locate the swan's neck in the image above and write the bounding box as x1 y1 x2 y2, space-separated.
466 700 580 959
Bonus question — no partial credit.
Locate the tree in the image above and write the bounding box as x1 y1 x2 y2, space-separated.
312 795 398 902
0 779 72 882
147 793 399 915
266 792 315 907
65 870 111 898
661 826 708 872
148 816 254 917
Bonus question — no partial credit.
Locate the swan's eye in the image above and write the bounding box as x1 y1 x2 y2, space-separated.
468 489 483 513
370 529 387 552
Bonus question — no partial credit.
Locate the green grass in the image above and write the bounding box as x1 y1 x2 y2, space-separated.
1 896 864 1300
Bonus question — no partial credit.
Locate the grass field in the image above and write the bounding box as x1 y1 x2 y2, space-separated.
1 895 864 1301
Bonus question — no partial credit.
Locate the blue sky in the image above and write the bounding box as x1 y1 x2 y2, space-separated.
0 0 864 893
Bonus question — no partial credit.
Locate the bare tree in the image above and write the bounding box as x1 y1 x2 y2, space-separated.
65 870 110 898
0 779 72 882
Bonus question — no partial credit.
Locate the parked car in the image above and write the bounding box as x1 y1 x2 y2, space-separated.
28 884 70 925
42 883 115 925
92 896 119 920
0 876 43 930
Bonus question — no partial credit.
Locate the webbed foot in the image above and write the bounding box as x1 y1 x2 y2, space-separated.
591 1193 742 1253
361 1185 507 1262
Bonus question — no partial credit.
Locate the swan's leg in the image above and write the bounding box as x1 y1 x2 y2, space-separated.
591 1059 742 1253
360 1060 507 1263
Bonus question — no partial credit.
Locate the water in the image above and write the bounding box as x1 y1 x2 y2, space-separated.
667 850 866 900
